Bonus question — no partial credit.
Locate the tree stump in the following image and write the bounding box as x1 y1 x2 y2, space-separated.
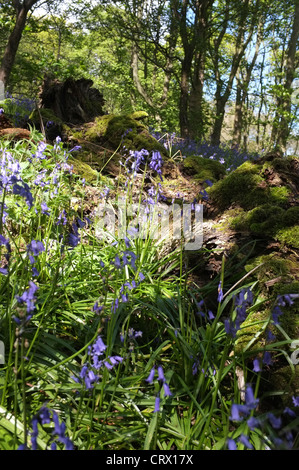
38 77 105 125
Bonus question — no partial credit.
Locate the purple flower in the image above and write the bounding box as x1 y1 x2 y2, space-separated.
16 281 38 313
56 209 67 226
157 365 165 383
92 302 103 314
230 403 248 421
92 336 107 356
245 384 259 409
27 240 45 256
253 358 262 372
145 367 156 384
163 382 172 396
267 412 282 429
247 416 260 430
227 438 237 450
239 434 253 449
154 394 161 413
41 201 50 216
217 281 223 302
13 182 34 208
283 407 296 418
263 351 272 366
292 396 299 407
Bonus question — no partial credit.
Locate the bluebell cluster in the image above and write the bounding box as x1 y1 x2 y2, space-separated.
151 131 260 171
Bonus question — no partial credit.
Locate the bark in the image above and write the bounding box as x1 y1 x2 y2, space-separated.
275 2 299 152
232 19 262 147
38 77 105 124
189 0 212 140
0 1 39 87
210 0 258 146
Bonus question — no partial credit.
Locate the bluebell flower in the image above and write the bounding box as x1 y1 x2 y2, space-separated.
263 351 272 366
41 201 50 216
247 416 260 430
253 358 261 372
20 406 74 450
56 209 67 226
227 438 237 450
283 407 296 418
292 396 299 407
92 301 103 314
238 434 253 449
217 281 223 302
146 367 156 384
16 281 38 314
154 394 161 413
267 412 282 429
27 240 45 256
230 384 259 422
13 182 34 208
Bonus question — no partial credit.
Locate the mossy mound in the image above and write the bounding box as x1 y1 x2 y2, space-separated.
182 155 226 183
206 155 299 249
233 253 299 357
231 204 299 242
207 159 293 211
73 112 167 158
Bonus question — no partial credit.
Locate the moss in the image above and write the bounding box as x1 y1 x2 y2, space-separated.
265 157 291 172
68 156 99 184
82 113 166 156
270 365 299 406
268 186 290 204
231 204 285 234
127 111 149 121
207 157 293 212
275 225 299 249
234 308 270 355
207 161 264 210
245 253 296 284
182 156 226 183
283 207 299 226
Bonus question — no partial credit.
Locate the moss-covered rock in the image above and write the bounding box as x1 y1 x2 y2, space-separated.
75 112 167 157
207 160 292 211
182 155 226 183
233 253 299 358
275 225 299 249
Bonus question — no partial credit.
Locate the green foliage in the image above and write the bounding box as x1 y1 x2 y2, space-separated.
0 130 298 451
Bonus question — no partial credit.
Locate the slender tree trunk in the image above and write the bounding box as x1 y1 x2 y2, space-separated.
189 0 211 140
210 0 258 146
0 1 38 87
179 56 192 138
275 2 299 152
233 19 262 147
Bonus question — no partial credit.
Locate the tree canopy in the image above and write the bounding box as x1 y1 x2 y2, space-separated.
0 0 298 153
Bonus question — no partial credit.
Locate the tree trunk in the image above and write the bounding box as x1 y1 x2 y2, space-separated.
210 0 257 146
233 19 262 148
0 1 38 88
275 2 299 153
